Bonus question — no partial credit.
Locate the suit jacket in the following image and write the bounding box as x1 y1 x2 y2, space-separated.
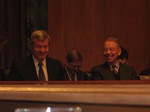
8 56 65 81
91 62 139 80
63 66 89 80
140 68 150 75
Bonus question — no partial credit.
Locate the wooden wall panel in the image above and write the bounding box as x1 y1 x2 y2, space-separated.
48 0 105 71
0 0 26 69
48 0 150 74
122 0 149 73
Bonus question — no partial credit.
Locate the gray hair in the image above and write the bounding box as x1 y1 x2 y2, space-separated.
104 37 121 48
30 30 50 46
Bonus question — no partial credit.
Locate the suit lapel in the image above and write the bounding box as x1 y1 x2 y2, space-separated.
26 56 39 80
29 64 38 80
101 63 115 80
119 63 127 80
76 71 84 80
46 58 54 80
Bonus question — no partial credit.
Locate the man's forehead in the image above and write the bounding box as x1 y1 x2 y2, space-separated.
104 41 119 47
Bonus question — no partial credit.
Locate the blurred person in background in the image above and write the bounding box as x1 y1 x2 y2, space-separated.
118 46 128 64
64 50 89 81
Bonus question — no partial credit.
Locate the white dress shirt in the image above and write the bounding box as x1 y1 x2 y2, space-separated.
32 56 48 81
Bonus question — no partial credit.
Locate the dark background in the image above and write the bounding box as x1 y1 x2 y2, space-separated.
0 0 150 75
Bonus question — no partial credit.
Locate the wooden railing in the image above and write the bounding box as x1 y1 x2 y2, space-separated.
0 81 150 112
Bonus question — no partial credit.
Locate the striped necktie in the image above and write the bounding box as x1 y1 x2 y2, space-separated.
112 65 118 75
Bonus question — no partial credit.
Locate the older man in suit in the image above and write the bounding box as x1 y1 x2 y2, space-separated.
8 30 65 81
91 37 139 80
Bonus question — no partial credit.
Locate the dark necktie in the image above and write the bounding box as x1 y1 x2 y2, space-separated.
112 65 118 75
38 62 46 81
71 73 76 81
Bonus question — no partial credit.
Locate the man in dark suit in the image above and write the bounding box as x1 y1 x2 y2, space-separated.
140 68 150 80
140 68 150 75
118 46 128 64
8 30 65 81
63 50 89 81
91 37 139 80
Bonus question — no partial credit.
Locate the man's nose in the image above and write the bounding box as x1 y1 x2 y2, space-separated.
40 47 45 52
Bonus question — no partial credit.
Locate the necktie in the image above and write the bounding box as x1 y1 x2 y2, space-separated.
38 62 46 81
112 65 118 75
70 73 76 81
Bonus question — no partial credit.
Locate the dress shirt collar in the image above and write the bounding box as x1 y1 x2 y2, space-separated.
107 62 120 71
32 55 46 68
64 66 77 81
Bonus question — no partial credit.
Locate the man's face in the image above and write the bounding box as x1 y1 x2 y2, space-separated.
119 58 127 64
103 41 121 64
67 60 82 73
32 38 49 62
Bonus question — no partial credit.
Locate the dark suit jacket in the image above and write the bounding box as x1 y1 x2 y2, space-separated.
140 68 150 75
8 56 65 81
91 63 139 80
64 68 89 81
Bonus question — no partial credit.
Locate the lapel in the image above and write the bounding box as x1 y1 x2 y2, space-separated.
76 71 84 80
101 63 115 80
46 58 54 80
26 56 39 80
119 63 128 80
64 67 71 80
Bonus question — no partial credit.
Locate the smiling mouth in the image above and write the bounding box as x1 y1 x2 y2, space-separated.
106 56 114 61
107 55 113 58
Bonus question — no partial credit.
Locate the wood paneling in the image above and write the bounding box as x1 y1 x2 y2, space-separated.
48 0 150 74
0 0 26 69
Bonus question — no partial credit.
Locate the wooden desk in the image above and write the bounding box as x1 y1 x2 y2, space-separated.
0 81 150 112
